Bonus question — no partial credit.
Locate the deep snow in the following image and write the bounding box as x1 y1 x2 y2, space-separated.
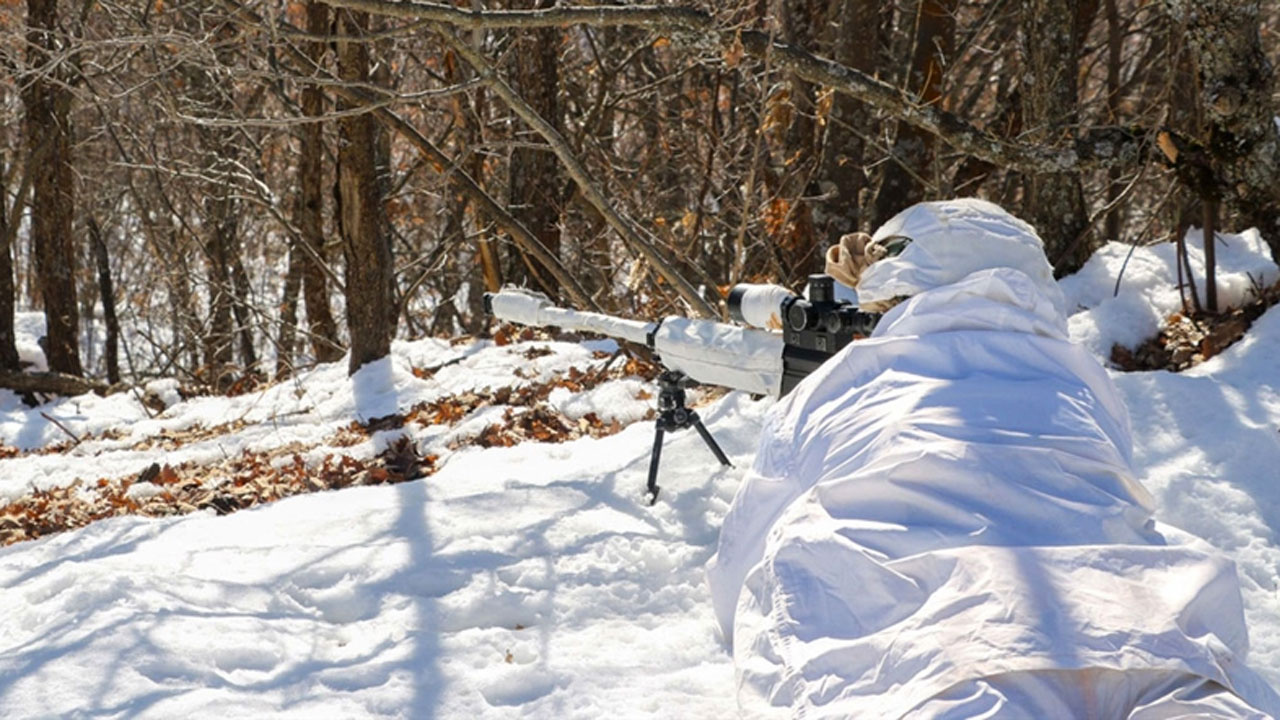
0 228 1277 718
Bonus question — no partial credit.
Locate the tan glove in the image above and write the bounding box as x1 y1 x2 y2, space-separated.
825 232 886 290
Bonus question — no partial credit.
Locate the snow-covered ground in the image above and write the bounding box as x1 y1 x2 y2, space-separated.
0 229 1278 718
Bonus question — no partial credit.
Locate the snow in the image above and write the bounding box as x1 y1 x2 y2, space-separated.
1 231 1279 717
1060 226 1277 359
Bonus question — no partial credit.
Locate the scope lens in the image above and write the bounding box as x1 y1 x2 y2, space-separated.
787 300 812 332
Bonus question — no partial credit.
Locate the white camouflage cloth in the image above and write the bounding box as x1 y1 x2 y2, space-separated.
707 201 1279 718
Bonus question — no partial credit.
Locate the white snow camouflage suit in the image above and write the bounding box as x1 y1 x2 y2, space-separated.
707 200 1280 719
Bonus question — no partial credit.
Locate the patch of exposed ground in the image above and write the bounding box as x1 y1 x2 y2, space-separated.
1111 280 1280 372
0 350 664 546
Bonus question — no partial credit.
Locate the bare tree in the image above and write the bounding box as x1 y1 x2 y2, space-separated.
0 150 26 371
869 0 957 230
299 0 343 362
23 0 82 376
1019 0 1093 274
335 7 394 374
0 0 1274 400
1162 0 1280 256
506 0 564 298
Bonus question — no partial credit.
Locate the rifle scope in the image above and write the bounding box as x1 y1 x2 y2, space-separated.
729 275 879 337
729 275 881 394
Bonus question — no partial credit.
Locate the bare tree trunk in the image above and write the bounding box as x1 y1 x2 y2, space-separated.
816 0 880 241
277 239 303 378
87 219 120 385
508 0 562 297
0 154 25 371
335 7 393 374
1020 0 1091 274
449 40 500 329
870 0 956 230
24 0 83 376
0 229 18 371
297 0 344 362
761 0 824 280
1103 0 1124 243
202 189 237 386
230 252 257 370
1163 0 1280 258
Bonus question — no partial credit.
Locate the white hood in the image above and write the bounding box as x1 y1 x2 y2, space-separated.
857 198 1068 315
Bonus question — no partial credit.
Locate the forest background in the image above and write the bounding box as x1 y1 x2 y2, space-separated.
2 0 1279 392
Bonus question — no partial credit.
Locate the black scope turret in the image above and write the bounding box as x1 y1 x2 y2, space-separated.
727 274 880 395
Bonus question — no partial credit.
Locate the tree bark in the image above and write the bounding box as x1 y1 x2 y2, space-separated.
277 237 303 378
299 0 344 363
507 0 563 297
1163 0 1280 258
230 252 257 370
816 0 880 240
1020 0 1091 274
24 0 83 377
0 369 107 398
87 219 120 385
447 37 501 328
335 8 394 374
869 0 956 230
202 188 237 386
0 154 26 372
1103 0 1124 243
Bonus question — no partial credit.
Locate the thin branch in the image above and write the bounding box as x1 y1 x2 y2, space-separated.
314 0 1152 175
311 0 713 30
220 0 600 312
176 78 479 127
436 29 720 318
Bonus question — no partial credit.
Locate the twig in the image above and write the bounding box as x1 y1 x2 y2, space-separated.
436 29 720 318
39 412 82 447
315 0 1150 175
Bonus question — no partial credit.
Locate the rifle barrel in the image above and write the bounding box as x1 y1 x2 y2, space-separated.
486 288 785 396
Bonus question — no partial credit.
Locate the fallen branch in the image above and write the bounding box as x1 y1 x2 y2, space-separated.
38 412 83 446
0 370 109 398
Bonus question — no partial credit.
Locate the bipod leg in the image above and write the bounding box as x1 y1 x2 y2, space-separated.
690 412 732 468
646 425 665 505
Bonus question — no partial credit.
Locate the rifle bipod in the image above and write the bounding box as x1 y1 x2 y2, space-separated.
646 369 732 505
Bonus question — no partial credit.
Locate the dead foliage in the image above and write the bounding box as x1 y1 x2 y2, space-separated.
402 353 658 431
492 324 544 347
464 407 628 449
2 420 258 461
0 438 436 547
1 352 660 547
1111 278 1280 372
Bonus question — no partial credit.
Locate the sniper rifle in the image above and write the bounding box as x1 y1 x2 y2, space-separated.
483 274 879 503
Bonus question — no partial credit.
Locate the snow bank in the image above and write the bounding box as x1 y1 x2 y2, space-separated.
0 335 771 718
1061 228 1278 359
